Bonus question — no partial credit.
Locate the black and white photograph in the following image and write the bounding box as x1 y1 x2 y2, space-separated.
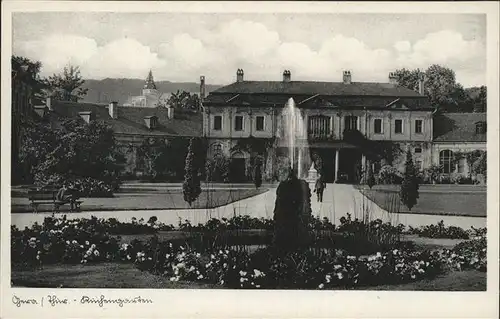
2 1 499 318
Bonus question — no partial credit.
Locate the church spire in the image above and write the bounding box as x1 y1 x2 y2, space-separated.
144 70 157 90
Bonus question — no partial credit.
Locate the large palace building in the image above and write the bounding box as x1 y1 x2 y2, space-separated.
201 69 486 183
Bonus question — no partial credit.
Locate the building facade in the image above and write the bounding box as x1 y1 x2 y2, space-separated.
201 69 486 183
432 112 487 178
11 58 41 184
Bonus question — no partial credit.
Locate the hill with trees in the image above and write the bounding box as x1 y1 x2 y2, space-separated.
81 78 222 105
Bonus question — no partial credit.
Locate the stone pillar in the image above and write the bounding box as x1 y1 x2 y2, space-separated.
361 154 367 183
297 147 303 178
335 149 340 182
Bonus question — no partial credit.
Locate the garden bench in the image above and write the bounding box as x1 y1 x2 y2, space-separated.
28 189 83 213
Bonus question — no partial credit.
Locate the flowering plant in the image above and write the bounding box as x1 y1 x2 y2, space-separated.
406 221 486 240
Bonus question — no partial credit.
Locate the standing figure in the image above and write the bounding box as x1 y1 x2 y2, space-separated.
314 175 326 202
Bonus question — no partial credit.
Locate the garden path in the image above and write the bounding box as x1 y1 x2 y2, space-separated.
11 184 486 229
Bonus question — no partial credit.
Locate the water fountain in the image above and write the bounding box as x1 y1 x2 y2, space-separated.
272 98 313 253
277 98 311 179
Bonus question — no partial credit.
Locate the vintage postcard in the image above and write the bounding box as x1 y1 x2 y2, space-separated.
1 1 499 318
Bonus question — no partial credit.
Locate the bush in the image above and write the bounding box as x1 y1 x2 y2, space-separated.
378 165 402 184
440 232 487 272
365 164 375 189
131 243 446 289
183 139 202 206
422 165 441 184
450 173 473 185
67 177 115 198
406 221 486 240
25 119 124 194
471 151 486 178
400 150 419 211
253 160 263 189
11 217 121 266
437 174 452 184
11 214 487 289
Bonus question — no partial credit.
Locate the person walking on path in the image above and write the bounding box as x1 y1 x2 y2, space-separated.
314 175 326 202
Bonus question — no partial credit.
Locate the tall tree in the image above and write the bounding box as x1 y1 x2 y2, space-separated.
393 68 423 92
136 137 170 180
43 65 88 102
465 86 487 113
22 118 124 192
12 55 42 79
424 64 460 110
167 90 200 111
11 55 45 102
183 138 202 206
392 64 477 112
253 157 263 189
366 163 375 189
400 150 419 211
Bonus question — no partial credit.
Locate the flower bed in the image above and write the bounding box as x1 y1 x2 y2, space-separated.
406 220 486 240
11 214 487 289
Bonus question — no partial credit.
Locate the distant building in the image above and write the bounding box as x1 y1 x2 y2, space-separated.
35 98 201 177
432 112 486 176
202 69 487 183
123 70 165 108
11 58 41 184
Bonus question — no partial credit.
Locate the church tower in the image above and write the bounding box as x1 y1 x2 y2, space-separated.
142 70 158 96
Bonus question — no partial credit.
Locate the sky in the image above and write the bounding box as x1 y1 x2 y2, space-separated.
12 13 486 87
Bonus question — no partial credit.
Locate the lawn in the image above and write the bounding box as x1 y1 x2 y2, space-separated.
11 188 268 213
359 270 486 291
11 263 485 291
356 185 486 217
11 263 217 289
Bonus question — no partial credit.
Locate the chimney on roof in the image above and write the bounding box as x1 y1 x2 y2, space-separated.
343 70 352 84
109 101 118 119
200 75 206 100
418 74 425 95
388 72 398 85
236 69 244 83
283 70 291 82
45 97 52 111
79 111 92 124
167 105 174 119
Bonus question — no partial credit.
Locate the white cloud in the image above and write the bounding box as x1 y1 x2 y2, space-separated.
396 30 483 68
394 41 411 53
16 34 98 75
13 22 485 87
15 35 164 79
86 38 164 78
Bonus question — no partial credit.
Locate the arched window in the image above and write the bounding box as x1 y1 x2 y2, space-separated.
475 122 486 134
210 143 223 158
439 150 454 173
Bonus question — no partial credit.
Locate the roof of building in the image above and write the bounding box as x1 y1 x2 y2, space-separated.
433 112 487 142
205 80 431 109
48 100 202 138
211 81 425 97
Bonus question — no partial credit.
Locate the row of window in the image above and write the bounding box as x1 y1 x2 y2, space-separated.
213 114 424 135
212 115 265 131
373 118 423 135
